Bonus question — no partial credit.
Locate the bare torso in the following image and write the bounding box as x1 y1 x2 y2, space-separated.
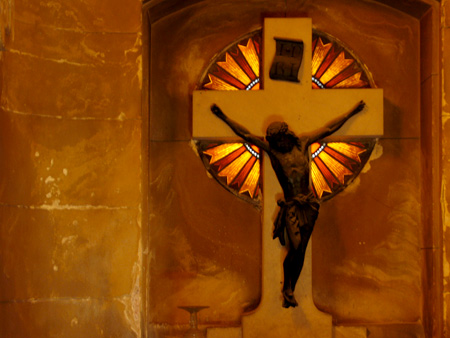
268 137 311 199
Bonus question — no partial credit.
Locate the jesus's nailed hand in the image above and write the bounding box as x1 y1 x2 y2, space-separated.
211 104 226 119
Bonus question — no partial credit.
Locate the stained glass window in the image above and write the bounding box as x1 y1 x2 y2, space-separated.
196 30 375 203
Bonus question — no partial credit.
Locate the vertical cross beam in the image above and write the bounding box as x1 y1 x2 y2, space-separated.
193 18 383 337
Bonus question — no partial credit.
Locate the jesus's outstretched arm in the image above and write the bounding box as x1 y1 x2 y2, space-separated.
210 104 270 152
302 100 366 145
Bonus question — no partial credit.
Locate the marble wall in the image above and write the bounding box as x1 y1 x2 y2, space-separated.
0 0 144 336
1 0 449 337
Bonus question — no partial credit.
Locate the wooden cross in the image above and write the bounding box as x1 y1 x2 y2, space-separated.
193 18 383 337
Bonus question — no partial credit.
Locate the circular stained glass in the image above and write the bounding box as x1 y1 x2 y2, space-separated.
196 30 376 203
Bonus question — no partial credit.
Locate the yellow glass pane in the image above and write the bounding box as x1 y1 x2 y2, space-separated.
204 74 239 91
311 161 332 199
240 160 260 198
312 38 332 76
318 151 353 184
319 51 354 85
238 39 260 78
250 82 260 90
218 151 252 184
332 72 367 88
327 142 365 163
203 143 243 164
310 142 320 153
218 53 251 86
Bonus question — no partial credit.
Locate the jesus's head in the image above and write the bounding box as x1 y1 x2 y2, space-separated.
265 122 297 153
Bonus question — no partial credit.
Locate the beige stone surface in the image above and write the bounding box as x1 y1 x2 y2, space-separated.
149 0 286 142
149 141 261 324
1 52 141 119
207 326 242 338
366 324 425 337
0 206 140 299
14 0 141 32
0 110 141 207
314 139 422 323
9 19 141 67
194 18 383 140
0 0 144 336
333 326 367 338
0 300 139 338
287 0 421 139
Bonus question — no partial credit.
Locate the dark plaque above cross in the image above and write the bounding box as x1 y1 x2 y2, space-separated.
269 38 304 82
193 18 383 337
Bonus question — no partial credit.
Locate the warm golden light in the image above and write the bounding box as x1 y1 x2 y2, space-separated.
200 31 374 201
217 53 252 86
312 38 332 76
203 143 243 163
318 51 354 85
238 38 260 78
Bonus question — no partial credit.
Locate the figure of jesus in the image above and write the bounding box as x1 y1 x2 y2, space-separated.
210 100 366 308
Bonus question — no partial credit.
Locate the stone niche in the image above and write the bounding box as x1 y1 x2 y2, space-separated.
144 0 441 337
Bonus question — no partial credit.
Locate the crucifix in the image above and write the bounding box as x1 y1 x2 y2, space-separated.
193 18 383 336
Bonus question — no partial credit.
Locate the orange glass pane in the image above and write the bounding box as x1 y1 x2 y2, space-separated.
313 156 340 189
239 159 260 198
311 161 332 198
218 151 252 185
199 31 375 202
204 74 239 91
314 46 340 80
319 51 354 85
318 151 353 184
310 142 320 153
213 146 247 172
238 38 260 78
218 53 252 86
203 143 243 164
332 72 367 88
233 156 257 188
312 38 332 76
327 142 366 163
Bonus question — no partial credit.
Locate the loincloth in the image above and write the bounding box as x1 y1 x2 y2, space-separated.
273 193 320 250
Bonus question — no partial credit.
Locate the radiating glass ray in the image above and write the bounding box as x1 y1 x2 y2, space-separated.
233 156 258 188
311 161 332 198
198 30 375 202
314 46 341 80
240 160 260 198
204 74 239 91
218 53 252 86
319 51 354 85
327 142 366 163
332 72 367 88
323 147 357 170
218 151 253 185
213 66 248 89
314 155 340 188
212 147 247 172
318 151 354 184
312 38 333 76
238 39 260 78
203 143 243 164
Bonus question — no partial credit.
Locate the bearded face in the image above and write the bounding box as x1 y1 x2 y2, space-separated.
266 122 296 153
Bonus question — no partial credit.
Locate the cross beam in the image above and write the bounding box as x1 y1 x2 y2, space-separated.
192 18 383 337
193 18 383 139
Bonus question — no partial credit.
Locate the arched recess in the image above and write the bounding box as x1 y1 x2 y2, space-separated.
143 0 442 337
